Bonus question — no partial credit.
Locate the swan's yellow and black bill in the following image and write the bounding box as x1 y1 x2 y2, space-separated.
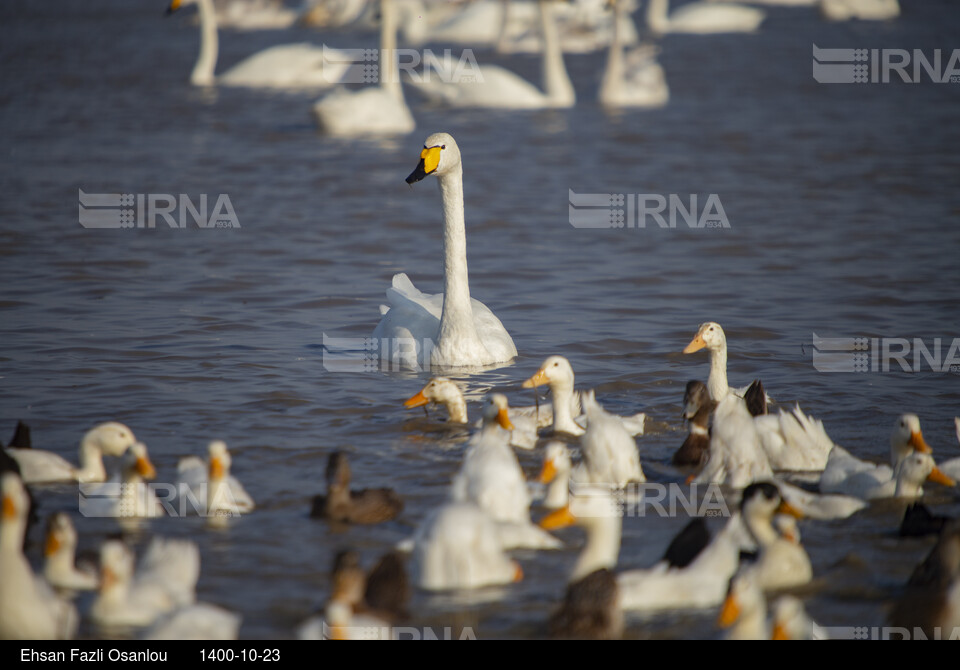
404 389 429 408
406 146 442 184
166 0 183 15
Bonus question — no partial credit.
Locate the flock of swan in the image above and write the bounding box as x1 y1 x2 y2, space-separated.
167 0 899 137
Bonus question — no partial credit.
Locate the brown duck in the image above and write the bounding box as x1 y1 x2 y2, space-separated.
311 451 403 524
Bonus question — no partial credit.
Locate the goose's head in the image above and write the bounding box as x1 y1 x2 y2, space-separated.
207 440 231 481
84 422 137 458
1 472 28 524
539 441 572 484
893 452 954 497
480 394 514 430
99 540 134 593
890 414 933 464
123 442 156 481
44 512 78 558
682 380 711 420
523 355 576 391
683 322 726 355
404 377 462 409
406 133 460 184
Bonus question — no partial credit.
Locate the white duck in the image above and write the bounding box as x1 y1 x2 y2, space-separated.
646 0 765 34
410 501 524 591
820 414 934 495
81 442 164 519
451 394 561 549
403 377 540 449
682 322 768 403
538 441 573 509
836 451 954 501
175 440 255 518
819 0 899 21
6 421 137 484
168 0 351 88
738 485 811 592
578 390 644 487
770 595 828 639
694 393 773 489
312 0 416 137
521 356 645 436
754 404 835 471
372 133 517 369
91 537 200 629
0 473 78 640
43 513 98 592
407 0 575 109
598 0 668 108
717 571 769 639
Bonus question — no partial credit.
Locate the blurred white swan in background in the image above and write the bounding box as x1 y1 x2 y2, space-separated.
819 0 899 21
6 422 136 484
645 0 765 35
598 0 668 108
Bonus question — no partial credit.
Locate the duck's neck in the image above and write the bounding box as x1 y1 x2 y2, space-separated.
551 380 581 434
208 473 229 514
893 466 924 498
690 405 712 435
744 511 778 548
890 440 912 469
192 0 219 86
707 346 729 402
646 0 670 34
729 598 767 640
442 395 469 424
0 513 25 556
76 439 107 483
46 546 76 576
598 1 623 103
544 467 570 509
539 0 574 107
572 517 621 582
434 166 484 359
380 0 404 102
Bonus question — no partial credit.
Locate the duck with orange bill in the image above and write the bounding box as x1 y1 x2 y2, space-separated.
5 421 137 484
80 442 164 519
175 440 254 517
682 322 772 403
43 513 98 592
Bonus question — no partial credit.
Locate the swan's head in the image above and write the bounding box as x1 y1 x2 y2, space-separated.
890 414 933 461
207 440 231 481
740 482 802 533
894 452 954 495
123 442 156 481
539 441 572 484
405 133 460 184
523 355 576 390
85 422 137 457
682 380 710 419
1 472 28 524
404 377 462 409
717 572 764 630
99 540 134 592
683 322 726 354
44 512 78 557
481 394 514 430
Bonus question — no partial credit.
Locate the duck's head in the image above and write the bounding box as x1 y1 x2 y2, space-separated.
894 452 954 495
682 380 710 420
123 442 156 481
481 394 514 431
207 440 231 481
404 377 461 409
890 414 933 463
539 441 572 484
85 422 137 458
99 540 134 593
683 322 726 354
740 482 802 535
1 472 28 524
44 512 77 557
523 355 575 390
406 133 460 184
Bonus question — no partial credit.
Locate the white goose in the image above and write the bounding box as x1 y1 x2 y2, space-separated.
372 133 517 369
6 422 137 484
598 0 668 108
168 0 351 88
521 355 645 436
403 377 540 449
0 473 78 640
407 0 575 109
81 442 164 519
43 513 98 592
175 440 255 518
450 394 561 549
645 0 765 34
410 501 524 591
820 414 934 495
312 0 416 137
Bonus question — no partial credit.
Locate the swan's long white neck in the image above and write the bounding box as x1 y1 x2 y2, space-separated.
572 516 621 582
495 0 512 53
599 0 624 102
380 0 404 101
539 0 575 107
76 438 107 483
192 0 220 86
646 0 670 34
707 344 729 402
550 379 580 434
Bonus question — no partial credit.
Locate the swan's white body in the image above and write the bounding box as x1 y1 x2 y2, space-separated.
312 0 416 136
0 474 78 640
578 391 644 487
450 395 561 549
819 0 899 21
646 0 765 34
81 443 165 519
373 133 517 369
174 0 350 88
695 394 773 488
410 502 522 591
142 603 242 640
91 538 200 629
6 422 137 484
598 0 668 108
43 513 98 592
212 0 298 30
407 0 575 110
175 441 255 517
